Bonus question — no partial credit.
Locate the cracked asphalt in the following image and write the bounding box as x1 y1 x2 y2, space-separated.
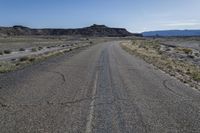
0 41 200 133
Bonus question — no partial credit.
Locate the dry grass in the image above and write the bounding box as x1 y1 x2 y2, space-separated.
31 48 37 52
121 39 200 89
175 47 193 54
0 62 17 73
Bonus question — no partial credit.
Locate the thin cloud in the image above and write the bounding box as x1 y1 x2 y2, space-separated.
163 22 200 27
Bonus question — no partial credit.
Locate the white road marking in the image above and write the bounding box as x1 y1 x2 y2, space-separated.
85 72 98 133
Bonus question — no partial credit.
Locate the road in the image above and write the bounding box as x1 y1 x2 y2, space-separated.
0 41 200 133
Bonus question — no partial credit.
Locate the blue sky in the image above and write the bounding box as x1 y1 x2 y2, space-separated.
0 0 200 32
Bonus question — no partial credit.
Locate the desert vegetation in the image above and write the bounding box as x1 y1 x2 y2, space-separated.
31 48 37 52
3 49 12 54
121 38 200 89
0 48 73 73
19 48 25 51
0 36 111 73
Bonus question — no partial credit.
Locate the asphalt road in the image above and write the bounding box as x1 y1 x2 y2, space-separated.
0 41 200 133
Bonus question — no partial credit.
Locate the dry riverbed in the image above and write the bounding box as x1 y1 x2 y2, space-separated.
121 38 200 90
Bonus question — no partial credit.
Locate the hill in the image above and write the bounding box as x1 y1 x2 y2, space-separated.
0 24 141 37
142 30 200 37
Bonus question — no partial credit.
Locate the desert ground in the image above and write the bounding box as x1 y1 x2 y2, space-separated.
0 36 116 72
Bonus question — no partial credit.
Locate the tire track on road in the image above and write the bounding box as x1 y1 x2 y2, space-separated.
111 45 149 133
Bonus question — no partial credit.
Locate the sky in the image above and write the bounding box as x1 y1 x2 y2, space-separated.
0 0 200 32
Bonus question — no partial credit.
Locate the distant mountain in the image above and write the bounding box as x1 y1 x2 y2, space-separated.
0 24 142 37
142 30 200 37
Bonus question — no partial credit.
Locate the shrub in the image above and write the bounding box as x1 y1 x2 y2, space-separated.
182 48 193 54
192 72 200 82
31 48 37 52
38 47 43 50
28 57 35 62
194 53 199 57
4 50 11 54
19 48 25 51
0 51 3 55
176 47 193 55
187 55 195 59
19 56 29 62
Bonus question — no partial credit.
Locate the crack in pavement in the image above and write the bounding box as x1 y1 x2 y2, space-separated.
163 79 197 103
0 96 128 109
52 71 66 84
46 70 66 84
163 79 186 98
0 97 100 109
